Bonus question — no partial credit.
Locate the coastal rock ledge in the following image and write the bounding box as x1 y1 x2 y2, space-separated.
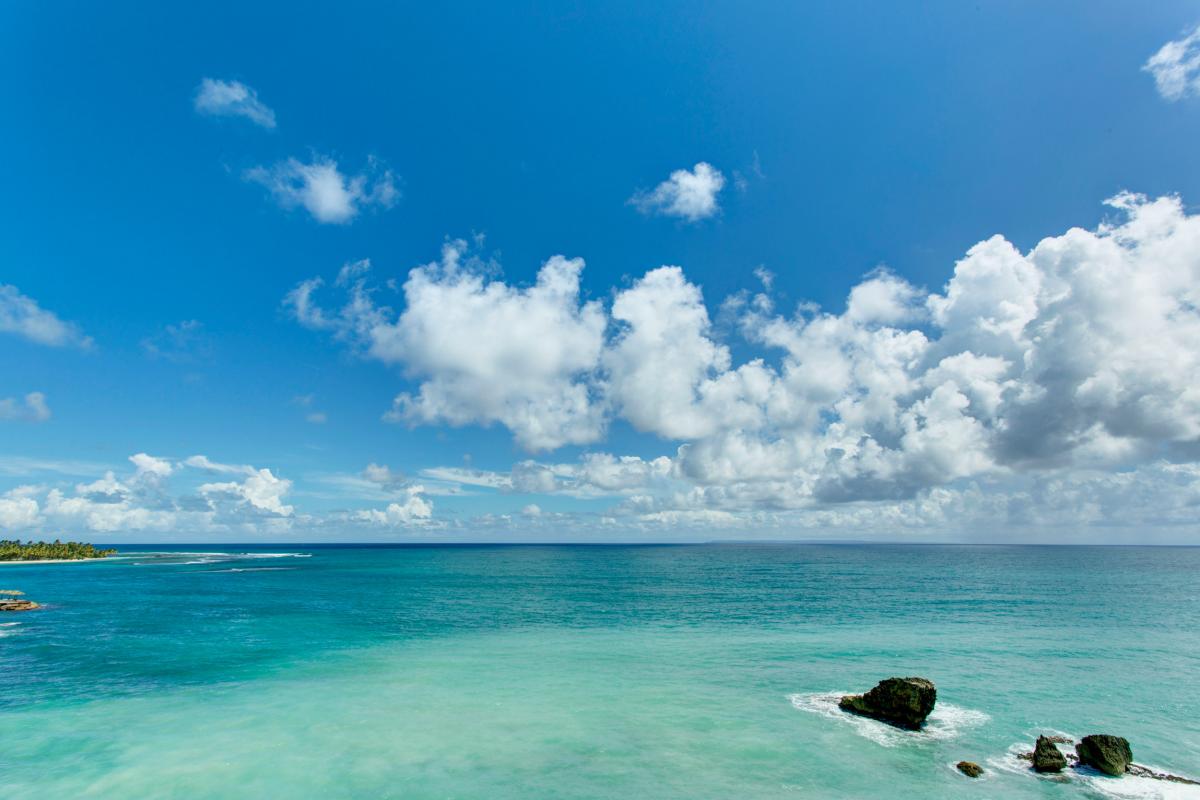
1076 735 1132 776
838 677 936 729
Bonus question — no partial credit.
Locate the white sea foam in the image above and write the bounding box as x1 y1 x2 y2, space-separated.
202 567 296 573
787 691 989 747
129 551 312 566
988 737 1200 800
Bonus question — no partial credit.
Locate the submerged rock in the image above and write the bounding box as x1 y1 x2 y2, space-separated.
838 677 936 729
956 761 984 778
1127 764 1200 786
1033 735 1068 773
1076 735 1132 776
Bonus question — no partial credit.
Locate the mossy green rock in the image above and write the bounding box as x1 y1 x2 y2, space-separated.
1076 735 1132 776
1033 735 1067 773
956 761 984 778
838 677 936 729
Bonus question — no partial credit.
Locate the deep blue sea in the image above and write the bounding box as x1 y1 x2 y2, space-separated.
1 544 1198 799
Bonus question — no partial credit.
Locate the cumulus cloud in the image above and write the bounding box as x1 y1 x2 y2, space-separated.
352 486 433 526
5 453 303 535
295 192 1200 524
199 469 293 517
605 266 774 440
0 451 435 538
290 242 608 450
193 78 277 128
1144 26 1200 101
245 155 397 224
178 455 295 516
0 285 91 348
129 452 174 478
0 392 51 423
0 487 41 528
629 162 725 221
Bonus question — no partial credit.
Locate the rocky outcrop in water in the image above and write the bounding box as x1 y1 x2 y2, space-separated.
956 761 983 778
1033 735 1068 773
1076 735 1132 776
0 591 38 612
1127 764 1200 786
838 677 936 729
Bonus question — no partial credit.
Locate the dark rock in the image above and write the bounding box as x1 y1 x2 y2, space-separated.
1127 764 1200 786
1033 736 1068 773
956 761 984 778
1076 735 1132 776
838 677 936 729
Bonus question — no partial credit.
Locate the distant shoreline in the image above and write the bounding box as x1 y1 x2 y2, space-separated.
0 558 114 565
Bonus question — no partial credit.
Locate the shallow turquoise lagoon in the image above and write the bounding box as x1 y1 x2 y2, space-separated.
2 544 1198 799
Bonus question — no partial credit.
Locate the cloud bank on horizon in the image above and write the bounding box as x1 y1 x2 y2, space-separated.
275 191 1200 536
5 11 1200 543
12 190 1193 542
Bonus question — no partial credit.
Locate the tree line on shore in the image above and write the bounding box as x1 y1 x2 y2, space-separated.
0 539 117 561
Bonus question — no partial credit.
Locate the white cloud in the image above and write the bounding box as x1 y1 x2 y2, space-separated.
0 285 91 348
629 162 725 221
293 192 1200 525
199 469 294 516
352 486 433 526
189 456 294 517
182 454 247 474
290 242 608 451
0 487 41 528
15 453 300 534
1144 26 1200 101
419 466 513 490
0 392 51 423
362 463 406 488
193 78 276 128
245 156 397 224
605 266 773 440
129 452 174 478
0 452 452 539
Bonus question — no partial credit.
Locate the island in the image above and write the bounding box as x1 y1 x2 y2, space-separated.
0 539 118 562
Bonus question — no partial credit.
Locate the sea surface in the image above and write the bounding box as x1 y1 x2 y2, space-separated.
1 544 1198 799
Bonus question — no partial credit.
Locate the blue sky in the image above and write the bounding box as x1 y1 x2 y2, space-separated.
3 1 1200 542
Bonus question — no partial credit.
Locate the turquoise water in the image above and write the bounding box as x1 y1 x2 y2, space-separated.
1 544 1198 799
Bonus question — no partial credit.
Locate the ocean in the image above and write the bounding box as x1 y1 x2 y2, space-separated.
1 544 1197 799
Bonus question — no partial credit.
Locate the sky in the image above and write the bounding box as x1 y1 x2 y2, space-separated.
2 1 1200 543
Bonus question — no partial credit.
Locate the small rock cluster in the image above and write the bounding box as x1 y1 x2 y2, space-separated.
838 677 1196 785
